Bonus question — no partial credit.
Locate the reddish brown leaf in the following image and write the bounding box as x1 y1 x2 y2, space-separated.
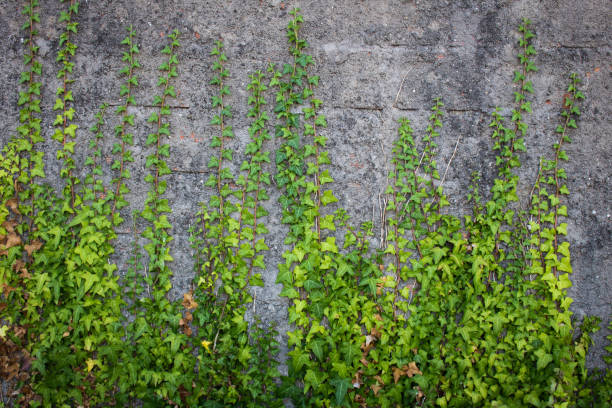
24 240 43 256
2 284 17 296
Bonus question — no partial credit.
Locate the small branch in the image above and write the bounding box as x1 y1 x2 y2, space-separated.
440 133 461 186
105 103 190 109
171 168 212 175
392 68 412 108
332 105 384 111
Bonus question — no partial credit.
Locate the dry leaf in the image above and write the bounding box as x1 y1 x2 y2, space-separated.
6 198 19 214
19 268 31 279
2 283 17 296
371 383 382 395
2 220 16 233
392 366 404 384
182 291 198 310
404 361 422 377
24 240 43 256
13 259 25 272
352 369 363 388
371 327 381 338
4 233 21 249
361 334 375 353
415 386 424 403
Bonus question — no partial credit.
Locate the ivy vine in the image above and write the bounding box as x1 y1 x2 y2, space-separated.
0 4 609 408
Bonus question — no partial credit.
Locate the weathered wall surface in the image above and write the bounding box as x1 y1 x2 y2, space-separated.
0 0 610 368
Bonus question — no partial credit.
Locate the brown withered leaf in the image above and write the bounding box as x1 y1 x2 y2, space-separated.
2 219 17 233
6 198 20 214
371 383 382 396
182 291 198 310
374 314 383 322
14 326 26 339
403 361 422 377
184 311 193 323
359 357 369 366
4 233 21 249
24 240 43 256
13 259 25 272
2 284 16 296
19 268 31 279
361 334 375 353
352 369 363 388
393 366 404 384
415 386 424 403
392 362 422 384
371 327 381 339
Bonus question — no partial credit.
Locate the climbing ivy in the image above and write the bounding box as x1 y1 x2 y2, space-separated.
0 4 609 408
187 41 280 407
273 11 608 408
0 1 43 404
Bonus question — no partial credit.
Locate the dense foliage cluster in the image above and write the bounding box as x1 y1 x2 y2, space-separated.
0 2 609 407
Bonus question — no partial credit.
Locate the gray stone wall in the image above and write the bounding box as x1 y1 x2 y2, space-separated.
0 0 609 368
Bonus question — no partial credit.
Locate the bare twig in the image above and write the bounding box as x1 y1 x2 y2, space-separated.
440 133 461 186
393 69 412 108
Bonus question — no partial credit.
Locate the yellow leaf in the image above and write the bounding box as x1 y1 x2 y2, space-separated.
201 339 212 353
86 358 96 372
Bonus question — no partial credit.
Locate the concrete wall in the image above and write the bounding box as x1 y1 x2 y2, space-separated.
0 0 610 368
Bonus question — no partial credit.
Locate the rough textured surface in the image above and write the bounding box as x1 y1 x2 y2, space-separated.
0 0 610 370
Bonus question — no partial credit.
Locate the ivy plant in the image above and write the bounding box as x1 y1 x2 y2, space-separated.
187 40 280 407
1 3 609 408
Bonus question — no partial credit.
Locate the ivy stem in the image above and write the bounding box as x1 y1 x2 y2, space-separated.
61 0 77 209
110 29 136 218
551 90 576 277
23 0 41 232
307 81 322 242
